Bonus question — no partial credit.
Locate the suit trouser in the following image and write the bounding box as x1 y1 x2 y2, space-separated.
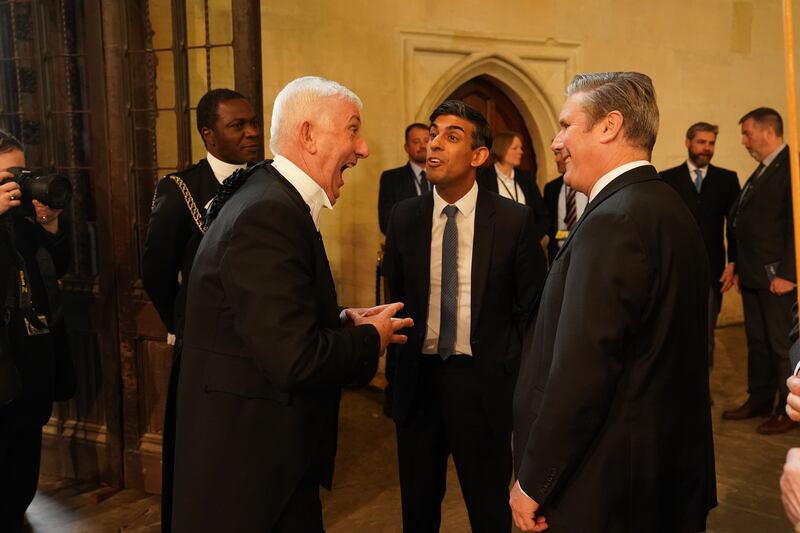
395 355 511 533
0 427 42 532
742 287 795 410
272 471 325 533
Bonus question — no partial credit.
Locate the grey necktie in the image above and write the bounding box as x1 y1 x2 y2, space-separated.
694 168 703 192
438 205 459 360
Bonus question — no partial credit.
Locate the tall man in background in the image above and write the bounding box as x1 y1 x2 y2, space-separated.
141 88 261 532
377 123 431 417
660 122 740 383
723 107 796 434
511 72 716 533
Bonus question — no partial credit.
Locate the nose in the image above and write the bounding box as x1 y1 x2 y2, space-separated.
245 121 260 139
429 133 442 152
356 135 369 159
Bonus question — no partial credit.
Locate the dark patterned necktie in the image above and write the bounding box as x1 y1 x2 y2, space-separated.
438 205 458 360
564 185 577 230
418 170 430 194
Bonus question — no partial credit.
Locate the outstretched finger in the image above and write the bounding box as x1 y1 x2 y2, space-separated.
379 301 404 317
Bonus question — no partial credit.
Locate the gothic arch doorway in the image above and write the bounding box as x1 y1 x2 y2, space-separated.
447 76 538 178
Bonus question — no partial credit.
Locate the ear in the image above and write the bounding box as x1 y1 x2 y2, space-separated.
471 146 490 168
299 121 317 154
598 110 624 144
684 138 692 149
202 127 215 147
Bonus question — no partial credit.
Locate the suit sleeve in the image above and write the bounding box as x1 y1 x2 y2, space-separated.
517 210 652 506
141 177 191 333
514 208 547 333
378 171 394 235
220 200 380 393
779 171 796 282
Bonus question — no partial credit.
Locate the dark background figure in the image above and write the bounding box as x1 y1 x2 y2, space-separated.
543 149 588 263
476 130 549 240
0 130 73 533
659 122 740 386
170 76 410 533
377 122 431 418
511 72 716 533
384 101 546 532
140 88 261 532
722 107 796 434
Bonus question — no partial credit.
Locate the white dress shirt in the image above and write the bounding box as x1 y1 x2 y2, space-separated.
589 160 652 202
422 182 478 356
272 154 332 230
203 152 248 210
410 161 427 195
685 159 708 184
494 164 526 204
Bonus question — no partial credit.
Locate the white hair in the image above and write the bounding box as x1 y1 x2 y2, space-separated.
269 76 363 154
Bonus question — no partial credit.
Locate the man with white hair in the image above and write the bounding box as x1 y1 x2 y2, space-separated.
171 76 413 533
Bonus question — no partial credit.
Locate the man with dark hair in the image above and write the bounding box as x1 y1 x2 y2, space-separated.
722 106 796 434
141 87 261 532
511 72 715 533
384 99 546 532
660 122 740 380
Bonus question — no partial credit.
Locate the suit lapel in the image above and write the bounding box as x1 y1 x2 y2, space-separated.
738 146 788 212
414 194 434 327
404 163 419 197
470 188 495 335
553 165 660 262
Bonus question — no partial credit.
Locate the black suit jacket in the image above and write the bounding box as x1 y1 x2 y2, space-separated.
384 187 546 436
513 165 716 533
476 165 549 239
660 162 740 285
142 159 219 337
730 146 795 288
171 163 381 533
378 162 420 234
543 176 564 260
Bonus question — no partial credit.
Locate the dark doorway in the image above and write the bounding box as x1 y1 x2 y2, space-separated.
446 76 537 179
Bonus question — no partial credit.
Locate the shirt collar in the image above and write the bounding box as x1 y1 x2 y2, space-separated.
206 151 247 184
271 154 332 230
494 163 515 181
761 143 787 168
589 160 652 202
433 180 478 218
409 161 425 179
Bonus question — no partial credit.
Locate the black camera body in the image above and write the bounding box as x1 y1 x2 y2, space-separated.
3 167 73 217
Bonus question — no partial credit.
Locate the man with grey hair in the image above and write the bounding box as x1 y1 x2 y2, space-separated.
511 72 716 532
171 76 413 533
660 122 740 384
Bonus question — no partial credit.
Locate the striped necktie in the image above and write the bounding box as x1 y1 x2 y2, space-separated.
564 185 577 230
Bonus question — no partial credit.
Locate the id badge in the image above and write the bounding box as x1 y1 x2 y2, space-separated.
555 229 570 241
24 314 50 336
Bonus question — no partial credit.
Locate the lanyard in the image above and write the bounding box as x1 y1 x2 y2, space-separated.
498 178 519 203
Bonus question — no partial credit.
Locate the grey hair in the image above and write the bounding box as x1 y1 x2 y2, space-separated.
269 76 363 154
567 72 659 155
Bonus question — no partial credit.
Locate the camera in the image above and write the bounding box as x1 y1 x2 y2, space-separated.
2 167 73 217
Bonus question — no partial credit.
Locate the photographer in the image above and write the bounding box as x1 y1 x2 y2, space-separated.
0 130 72 532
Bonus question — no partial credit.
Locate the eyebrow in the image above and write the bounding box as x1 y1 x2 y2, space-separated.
432 124 465 133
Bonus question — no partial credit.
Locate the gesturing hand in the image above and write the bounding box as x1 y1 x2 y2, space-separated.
510 481 548 531
350 302 413 355
781 448 800 525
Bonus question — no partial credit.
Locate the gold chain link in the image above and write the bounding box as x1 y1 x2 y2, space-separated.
150 175 205 234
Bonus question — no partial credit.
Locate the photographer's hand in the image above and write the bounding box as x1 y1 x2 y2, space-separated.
0 181 21 215
32 199 62 234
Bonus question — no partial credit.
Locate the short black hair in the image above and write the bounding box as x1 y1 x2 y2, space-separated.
739 107 783 137
429 100 492 150
0 129 24 154
404 122 429 143
196 88 248 135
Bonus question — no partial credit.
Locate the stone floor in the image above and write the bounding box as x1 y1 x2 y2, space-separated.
24 324 800 532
